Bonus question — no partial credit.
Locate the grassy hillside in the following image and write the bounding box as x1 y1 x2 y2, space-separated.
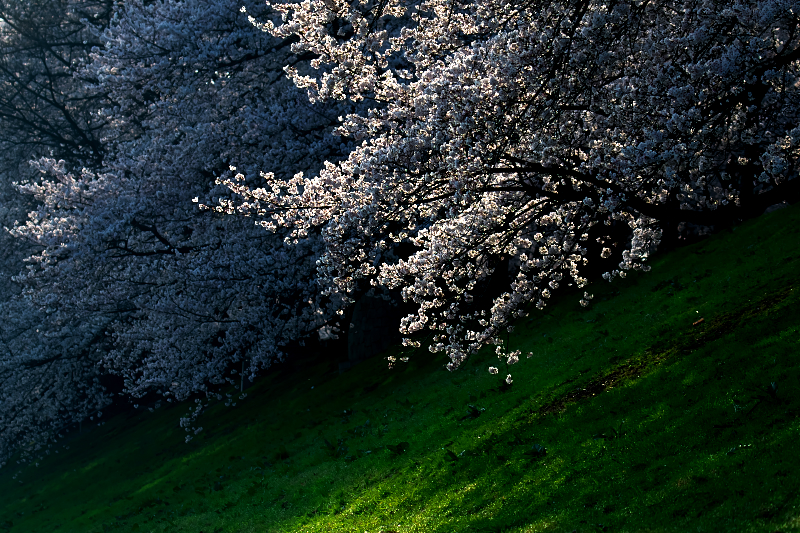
1 203 799 533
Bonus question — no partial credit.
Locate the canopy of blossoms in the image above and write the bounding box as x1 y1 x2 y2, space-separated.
226 0 800 369
0 0 798 466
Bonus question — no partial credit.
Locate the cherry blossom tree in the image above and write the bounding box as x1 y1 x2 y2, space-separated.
227 0 800 373
0 0 357 465
0 0 116 468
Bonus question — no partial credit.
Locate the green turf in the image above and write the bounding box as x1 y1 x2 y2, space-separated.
1 203 799 533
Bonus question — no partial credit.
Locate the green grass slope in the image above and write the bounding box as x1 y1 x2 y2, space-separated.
1 203 800 533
